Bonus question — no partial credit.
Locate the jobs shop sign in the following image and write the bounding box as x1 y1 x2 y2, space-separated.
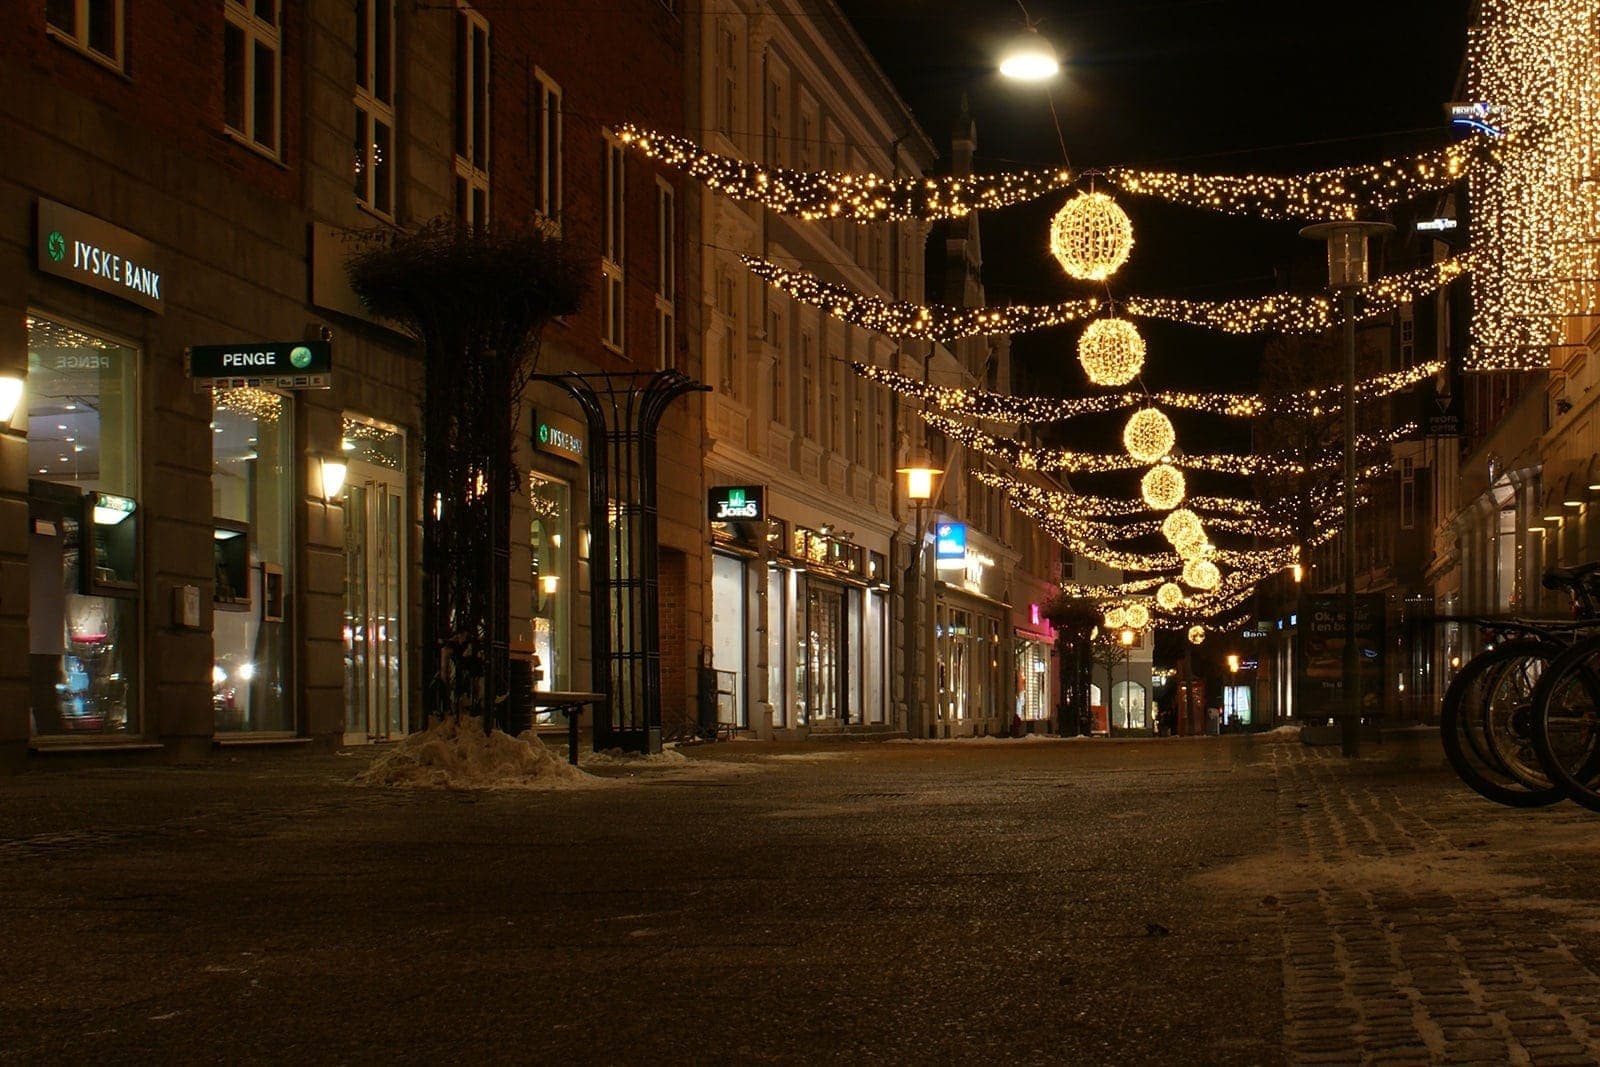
36 199 165 313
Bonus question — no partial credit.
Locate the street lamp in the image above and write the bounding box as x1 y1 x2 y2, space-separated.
998 26 1060 82
1301 220 1394 759
898 449 944 738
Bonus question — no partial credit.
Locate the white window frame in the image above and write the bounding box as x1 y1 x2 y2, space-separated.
601 130 626 354
454 1 491 225
655 178 675 370
354 0 397 218
224 0 283 158
45 0 124 70
534 68 562 224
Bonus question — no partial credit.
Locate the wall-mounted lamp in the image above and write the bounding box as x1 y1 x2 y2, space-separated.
1226 653 1241 674
540 574 560 596
317 453 349 503
0 373 23 426
1291 562 1304 583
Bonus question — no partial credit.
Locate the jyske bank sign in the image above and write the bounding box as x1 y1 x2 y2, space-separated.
36 198 165 313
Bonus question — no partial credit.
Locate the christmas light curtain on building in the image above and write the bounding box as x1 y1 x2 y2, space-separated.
617 126 1075 222
1463 0 1600 370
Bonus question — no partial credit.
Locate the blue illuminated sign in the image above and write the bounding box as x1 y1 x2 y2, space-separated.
935 522 967 561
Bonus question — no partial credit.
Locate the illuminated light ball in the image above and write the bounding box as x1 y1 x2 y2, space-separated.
1140 463 1186 511
1049 191 1134 282
1104 606 1128 629
1076 317 1146 387
1188 625 1207 646
1183 557 1221 591
1124 603 1151 630
1155 582 1185 611
1160 508 1203 548
1122 407 1176 464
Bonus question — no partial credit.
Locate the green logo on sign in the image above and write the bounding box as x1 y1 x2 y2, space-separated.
539 423 550 444
289 345 313 369
46 231 66 262
729 489 745 506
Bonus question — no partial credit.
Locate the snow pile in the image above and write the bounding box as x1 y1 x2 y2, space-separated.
582 744 689 767
356 716 595 790
1259 725 1303 743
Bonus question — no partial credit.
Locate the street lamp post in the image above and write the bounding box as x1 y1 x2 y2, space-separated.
898 450 943 739
1300 220 1394 758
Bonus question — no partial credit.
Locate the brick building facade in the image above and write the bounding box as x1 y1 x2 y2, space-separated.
0 0 703 764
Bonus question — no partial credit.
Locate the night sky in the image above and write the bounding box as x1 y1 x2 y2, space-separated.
836 0 1474 397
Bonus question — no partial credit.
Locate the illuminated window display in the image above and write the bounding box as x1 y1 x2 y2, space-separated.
211 387 294 732
342 417 407 742
1016 639 1051 721
530 473 570 718
25 315 140 736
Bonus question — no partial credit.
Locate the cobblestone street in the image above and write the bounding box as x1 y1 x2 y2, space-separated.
6 735 1600 1063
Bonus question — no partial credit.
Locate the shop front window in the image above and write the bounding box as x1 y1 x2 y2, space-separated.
711 552 747 727
212 387 294 732
800 580 845 723
1111 681 1148 731
1016 639 1051 721
530 473 570 711
26 315 139 736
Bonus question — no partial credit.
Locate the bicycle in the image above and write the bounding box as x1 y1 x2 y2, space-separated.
1437 565 1600 807
1525 563 1600 812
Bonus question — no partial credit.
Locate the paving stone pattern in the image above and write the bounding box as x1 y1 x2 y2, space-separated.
1276 744 1600 1065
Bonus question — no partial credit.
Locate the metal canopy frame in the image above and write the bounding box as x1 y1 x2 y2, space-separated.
532 370 704 753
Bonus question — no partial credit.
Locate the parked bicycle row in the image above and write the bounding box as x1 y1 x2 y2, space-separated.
1441 562 1600 810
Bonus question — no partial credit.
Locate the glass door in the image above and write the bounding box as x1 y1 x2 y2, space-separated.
343 470 405 742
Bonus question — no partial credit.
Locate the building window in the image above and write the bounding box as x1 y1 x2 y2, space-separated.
354 0 396 217
800 332 816 439
212 388 295 733
454 3 491 225
656 179 675 369
875 389 888 476
601 131 626 352
769 305 786 424
716 24 737 136
766 71 786 166
827 352 842 452
534 70 561 223
717 271 739 396
46 0 123 68
224 0 282 156
25 315 141 737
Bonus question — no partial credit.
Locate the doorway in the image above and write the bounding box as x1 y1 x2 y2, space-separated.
341 418 407 743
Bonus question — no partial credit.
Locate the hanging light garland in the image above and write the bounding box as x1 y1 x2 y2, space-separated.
1123 408 1176 463
1141 464 1187 511
852 359 1443 425
747 259 1102 344
1100 140 1486 221
756 256 1470 345
1077 317 1146 387
1061 577 1167 599
1050 191 1135 281
616 126 1076 222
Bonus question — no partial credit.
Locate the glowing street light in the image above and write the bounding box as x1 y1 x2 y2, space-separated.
998 27 1060 82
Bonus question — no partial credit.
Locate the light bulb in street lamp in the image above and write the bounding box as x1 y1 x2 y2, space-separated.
1119 628 1135 647
1227 653 1241 673
1299 221 1396 290
999 28 1060 82
897 451 943 503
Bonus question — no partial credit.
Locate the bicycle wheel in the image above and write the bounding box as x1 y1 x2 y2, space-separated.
1531 635 1600 813
1440 641 1566 807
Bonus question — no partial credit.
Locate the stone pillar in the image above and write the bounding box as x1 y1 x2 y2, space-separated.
299 394 346 747
0 304 27 770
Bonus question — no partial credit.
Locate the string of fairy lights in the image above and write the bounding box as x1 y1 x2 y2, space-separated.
1099 141 1486 221
856 360 1442 424
615 125 1075 222
747 255 1471 344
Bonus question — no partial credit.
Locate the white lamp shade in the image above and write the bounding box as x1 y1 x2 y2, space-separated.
999 31 1060 81
0 374 22 424
318 455 349 501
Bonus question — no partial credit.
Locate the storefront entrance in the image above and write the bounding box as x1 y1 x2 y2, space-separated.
342 418 407 743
